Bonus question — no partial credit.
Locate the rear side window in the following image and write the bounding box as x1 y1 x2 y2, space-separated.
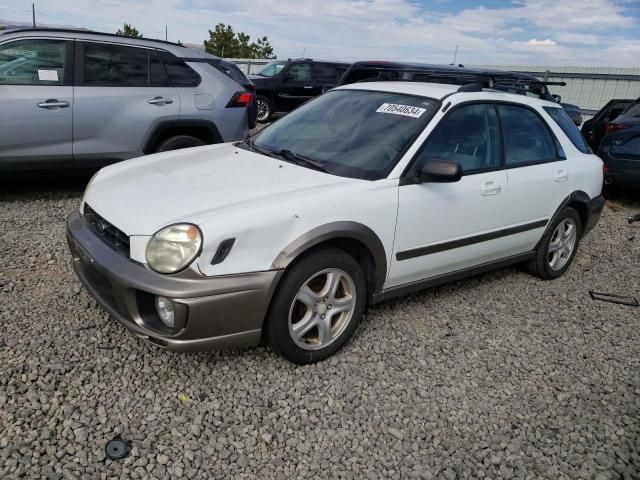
543 107 591 154
212 60 249 85
157 51 200 87
315 64 341 84
0 39 67 85
497 105 558 167
83 43 149 87
617 102 640 120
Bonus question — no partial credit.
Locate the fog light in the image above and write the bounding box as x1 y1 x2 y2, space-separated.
155 296 175 328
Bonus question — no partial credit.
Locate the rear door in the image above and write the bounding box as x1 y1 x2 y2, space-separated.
583 100 634 151
602 102 640 174
313 63 344 91
499 104 570 251
72 41 180 167
0 38 73 171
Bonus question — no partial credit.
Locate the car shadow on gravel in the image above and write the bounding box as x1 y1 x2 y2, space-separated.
0 173 92 202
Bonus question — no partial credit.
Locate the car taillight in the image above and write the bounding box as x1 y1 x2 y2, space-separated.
605 122 630 133
226 91 253 108
603 164 610 173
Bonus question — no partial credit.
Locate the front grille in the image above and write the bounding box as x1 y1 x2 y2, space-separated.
83 204 130 257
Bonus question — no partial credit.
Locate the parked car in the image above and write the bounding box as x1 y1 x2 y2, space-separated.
0 28 256 173
598 98 640 188
67 78 603 364
560 103 583 126
581 98 636 151
249 58 350 123
336 61 547 95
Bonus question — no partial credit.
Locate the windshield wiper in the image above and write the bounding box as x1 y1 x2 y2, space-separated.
242 138 274 157
272 149 333 174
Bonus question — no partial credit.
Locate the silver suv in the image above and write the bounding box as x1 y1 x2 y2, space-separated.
0 28 255 173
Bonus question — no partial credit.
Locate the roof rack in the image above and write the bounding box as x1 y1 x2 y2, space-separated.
456 76 566 101
0 27 185 47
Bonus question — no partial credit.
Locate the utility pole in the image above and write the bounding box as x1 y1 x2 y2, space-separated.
165 25 167 41
32 3 36 28
452 45 458 65
302 47 306 58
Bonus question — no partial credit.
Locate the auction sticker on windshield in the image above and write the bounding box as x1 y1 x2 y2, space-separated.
376 103 426 118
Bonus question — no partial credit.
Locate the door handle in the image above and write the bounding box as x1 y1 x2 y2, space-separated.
303 86 313 89
147 96 173 105
37 99 70 109
481 181 502 196
554 169 569 182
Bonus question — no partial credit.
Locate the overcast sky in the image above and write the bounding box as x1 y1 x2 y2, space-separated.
3 0 640 66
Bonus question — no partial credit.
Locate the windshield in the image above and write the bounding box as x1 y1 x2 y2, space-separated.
256 61 286 77
252 89 438 180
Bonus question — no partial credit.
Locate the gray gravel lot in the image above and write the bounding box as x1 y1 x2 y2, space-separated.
1 179 639 480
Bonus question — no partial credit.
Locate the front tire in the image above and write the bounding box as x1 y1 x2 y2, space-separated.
526 207 582 279
265 248 366 364
256 96 273 123
154 135 205 153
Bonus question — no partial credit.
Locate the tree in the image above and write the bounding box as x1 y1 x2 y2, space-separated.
116 23 142 38
204 24 276 59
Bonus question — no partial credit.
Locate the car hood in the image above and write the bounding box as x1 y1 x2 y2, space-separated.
83 143 354 235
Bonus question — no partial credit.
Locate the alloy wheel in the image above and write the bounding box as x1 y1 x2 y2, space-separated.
288 268 356 350
548 218 577 271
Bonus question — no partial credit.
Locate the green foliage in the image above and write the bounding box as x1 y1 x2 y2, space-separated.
116 23 143 38
204 24 275 59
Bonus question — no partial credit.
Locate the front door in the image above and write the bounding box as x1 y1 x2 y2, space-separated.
278 63 314 111
388 103 508 288
0 38 73 171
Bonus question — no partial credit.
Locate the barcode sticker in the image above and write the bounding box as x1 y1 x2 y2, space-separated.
376 103 426 118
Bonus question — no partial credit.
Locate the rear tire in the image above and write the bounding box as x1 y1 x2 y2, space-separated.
265 247 366 364
525 207 582 280
154 135 205 153
256 96 273 123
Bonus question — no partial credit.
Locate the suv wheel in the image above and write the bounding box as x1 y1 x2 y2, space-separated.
154 135 205 153
526 207 582 279
265 248 366 364
256 96 273 123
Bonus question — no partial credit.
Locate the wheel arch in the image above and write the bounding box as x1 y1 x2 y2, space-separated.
271 222 388 303
535 190 593 250
143 120 223 154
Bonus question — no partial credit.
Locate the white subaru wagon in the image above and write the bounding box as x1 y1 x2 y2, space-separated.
67 80 604 364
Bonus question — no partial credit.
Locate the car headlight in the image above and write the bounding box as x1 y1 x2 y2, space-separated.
146 224 202 274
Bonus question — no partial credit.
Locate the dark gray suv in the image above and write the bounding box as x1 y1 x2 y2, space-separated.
0 28 255 173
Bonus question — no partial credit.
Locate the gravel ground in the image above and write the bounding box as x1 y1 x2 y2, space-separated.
1 178 639 480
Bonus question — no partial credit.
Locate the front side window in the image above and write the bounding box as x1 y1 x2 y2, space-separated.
83 43 149 86
414 103 501 174
255 61 286 77
252 90 437 180
498 105 557 166
0 39 66 85
544 107 591 154
286 64 311 82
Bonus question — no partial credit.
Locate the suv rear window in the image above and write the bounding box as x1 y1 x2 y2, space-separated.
544 107 591 154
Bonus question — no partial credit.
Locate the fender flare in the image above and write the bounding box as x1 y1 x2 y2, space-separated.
271 221 388 295
535 190 593 250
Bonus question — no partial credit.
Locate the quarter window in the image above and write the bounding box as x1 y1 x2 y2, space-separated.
157 51 201 87
543 107 591 154
415 104 501 174
497 105 557 166
314 64 340 84
0 39 66 85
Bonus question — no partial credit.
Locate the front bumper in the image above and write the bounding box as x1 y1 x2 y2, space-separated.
66 209 283 351
584 194 605 237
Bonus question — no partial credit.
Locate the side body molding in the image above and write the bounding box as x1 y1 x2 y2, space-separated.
271 222 388 295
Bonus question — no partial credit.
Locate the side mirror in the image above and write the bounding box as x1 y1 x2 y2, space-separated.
283 71 294 82
415 160 462 183
552 94 562 103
